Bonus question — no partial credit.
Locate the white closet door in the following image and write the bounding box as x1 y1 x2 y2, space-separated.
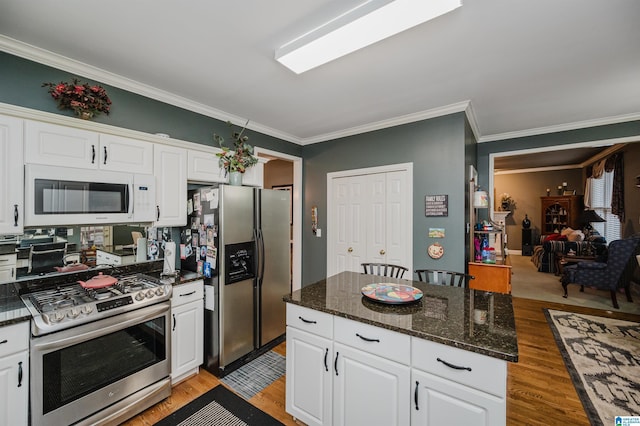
328 164 412 276
331 175 367 275
367 173 386 263
385 171 409 267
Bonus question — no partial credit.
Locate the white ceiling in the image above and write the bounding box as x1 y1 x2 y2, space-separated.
1 0 639 146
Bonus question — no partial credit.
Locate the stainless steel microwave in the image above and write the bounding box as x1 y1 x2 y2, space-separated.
25 164 156 226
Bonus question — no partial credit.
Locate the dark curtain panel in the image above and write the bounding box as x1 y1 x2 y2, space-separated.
611 153 624 222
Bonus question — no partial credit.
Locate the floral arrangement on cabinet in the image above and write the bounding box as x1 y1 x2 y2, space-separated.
42 78 112 119
214 120 258 174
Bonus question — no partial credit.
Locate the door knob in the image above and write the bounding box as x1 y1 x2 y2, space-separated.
348 247 353 253
380 249 386 255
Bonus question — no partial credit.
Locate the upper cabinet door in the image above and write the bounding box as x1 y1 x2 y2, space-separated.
241 160 265 188
99 134 153 174
187 148 227 183
0 115 23 235
154 144 187 227
25 120 99 169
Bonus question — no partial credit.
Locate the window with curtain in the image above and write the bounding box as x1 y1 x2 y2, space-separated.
587 171 620 242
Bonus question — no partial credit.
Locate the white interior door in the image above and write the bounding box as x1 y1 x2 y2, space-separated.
328 164 412 277
384 171 409 266
330 175 366 275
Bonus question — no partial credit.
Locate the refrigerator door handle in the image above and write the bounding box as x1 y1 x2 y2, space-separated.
258 228 266 282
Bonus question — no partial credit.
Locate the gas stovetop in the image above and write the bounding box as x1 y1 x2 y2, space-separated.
22 273 172 336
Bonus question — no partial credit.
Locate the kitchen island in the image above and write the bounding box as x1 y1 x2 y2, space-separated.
283 271 518 426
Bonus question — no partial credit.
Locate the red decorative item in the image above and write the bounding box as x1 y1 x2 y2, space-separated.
42 78 112 118
78 272 118 289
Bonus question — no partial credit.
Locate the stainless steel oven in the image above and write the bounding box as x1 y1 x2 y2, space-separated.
29 300 171 426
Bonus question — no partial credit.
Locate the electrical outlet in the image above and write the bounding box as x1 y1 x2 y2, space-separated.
316 228 322 237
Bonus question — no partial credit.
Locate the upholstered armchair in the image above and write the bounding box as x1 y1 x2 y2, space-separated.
561 237 640 309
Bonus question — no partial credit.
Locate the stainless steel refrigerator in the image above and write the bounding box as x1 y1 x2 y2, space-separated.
182 184 290 375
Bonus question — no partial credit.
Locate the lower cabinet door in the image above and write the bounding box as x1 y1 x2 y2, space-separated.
333 342 410 426
411 369 505 426
0 351 28 426
285 327 332 426
171 299 204 382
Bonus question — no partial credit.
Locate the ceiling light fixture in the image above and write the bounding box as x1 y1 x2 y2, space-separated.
275 0 462 74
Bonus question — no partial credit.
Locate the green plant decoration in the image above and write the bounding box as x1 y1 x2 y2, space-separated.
214 120 258 174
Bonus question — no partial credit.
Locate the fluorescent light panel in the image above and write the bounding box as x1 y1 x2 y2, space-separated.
275 0 462 74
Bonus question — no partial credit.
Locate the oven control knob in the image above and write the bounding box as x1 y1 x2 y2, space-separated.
155 288 165 296
67 308 80 319
82 305 94 315
146 289 155 299
51 311 65 323
135 292 146 301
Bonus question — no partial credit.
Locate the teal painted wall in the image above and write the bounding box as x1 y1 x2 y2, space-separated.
301 113 469 285
0 52 302 156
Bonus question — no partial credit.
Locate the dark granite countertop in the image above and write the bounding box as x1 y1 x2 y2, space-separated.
284 271 518 362
0 283 31 327
96 246 136 257
152 270 205 286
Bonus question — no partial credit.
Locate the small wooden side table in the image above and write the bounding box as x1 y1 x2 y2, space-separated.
555 253 597 276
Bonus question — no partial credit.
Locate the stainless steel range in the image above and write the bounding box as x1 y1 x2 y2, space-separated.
22 272 173 426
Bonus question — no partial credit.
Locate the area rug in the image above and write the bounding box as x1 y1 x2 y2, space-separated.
154 385 283 426
221 350 286 400
545 309 640 426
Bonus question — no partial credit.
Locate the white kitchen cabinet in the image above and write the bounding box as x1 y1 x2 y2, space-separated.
286 304 410 426
98 134 153 174
187 148 227 183
0 115 23 235
286 327 333 426
171 280 204 384
241 160 265 188
25 121 153 174
333 342 410 426
0 254 17 284
287 303 507 426
0 321 29 426
25 120 99 169
154 144 187 227
411 337 507 426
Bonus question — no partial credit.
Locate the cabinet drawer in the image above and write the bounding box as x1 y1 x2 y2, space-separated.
286 304 333 339
0 321 29 357
171 280 204 307
0 254 16 266
412 337 507 398
334 316 410 364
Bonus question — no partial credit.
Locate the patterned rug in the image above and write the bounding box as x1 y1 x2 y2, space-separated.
154 385 283 426
221 350 286 400
545 309 640 426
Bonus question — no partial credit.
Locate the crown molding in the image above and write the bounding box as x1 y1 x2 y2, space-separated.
299 101 471 145
479 112 640 143
0 35 302 144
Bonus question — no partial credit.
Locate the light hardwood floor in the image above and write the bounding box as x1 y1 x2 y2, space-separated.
124 298 640 426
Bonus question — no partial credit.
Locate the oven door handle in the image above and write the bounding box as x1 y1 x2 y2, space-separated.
31 302 169 352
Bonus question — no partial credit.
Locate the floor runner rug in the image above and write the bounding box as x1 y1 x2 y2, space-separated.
221 350 286 400
545 309 640 426
154 384 283 426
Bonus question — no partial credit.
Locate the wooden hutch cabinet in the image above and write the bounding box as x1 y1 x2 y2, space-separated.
540 195 584 235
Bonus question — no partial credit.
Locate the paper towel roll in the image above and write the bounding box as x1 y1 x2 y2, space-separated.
136 238 148 262
163 241 176 274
